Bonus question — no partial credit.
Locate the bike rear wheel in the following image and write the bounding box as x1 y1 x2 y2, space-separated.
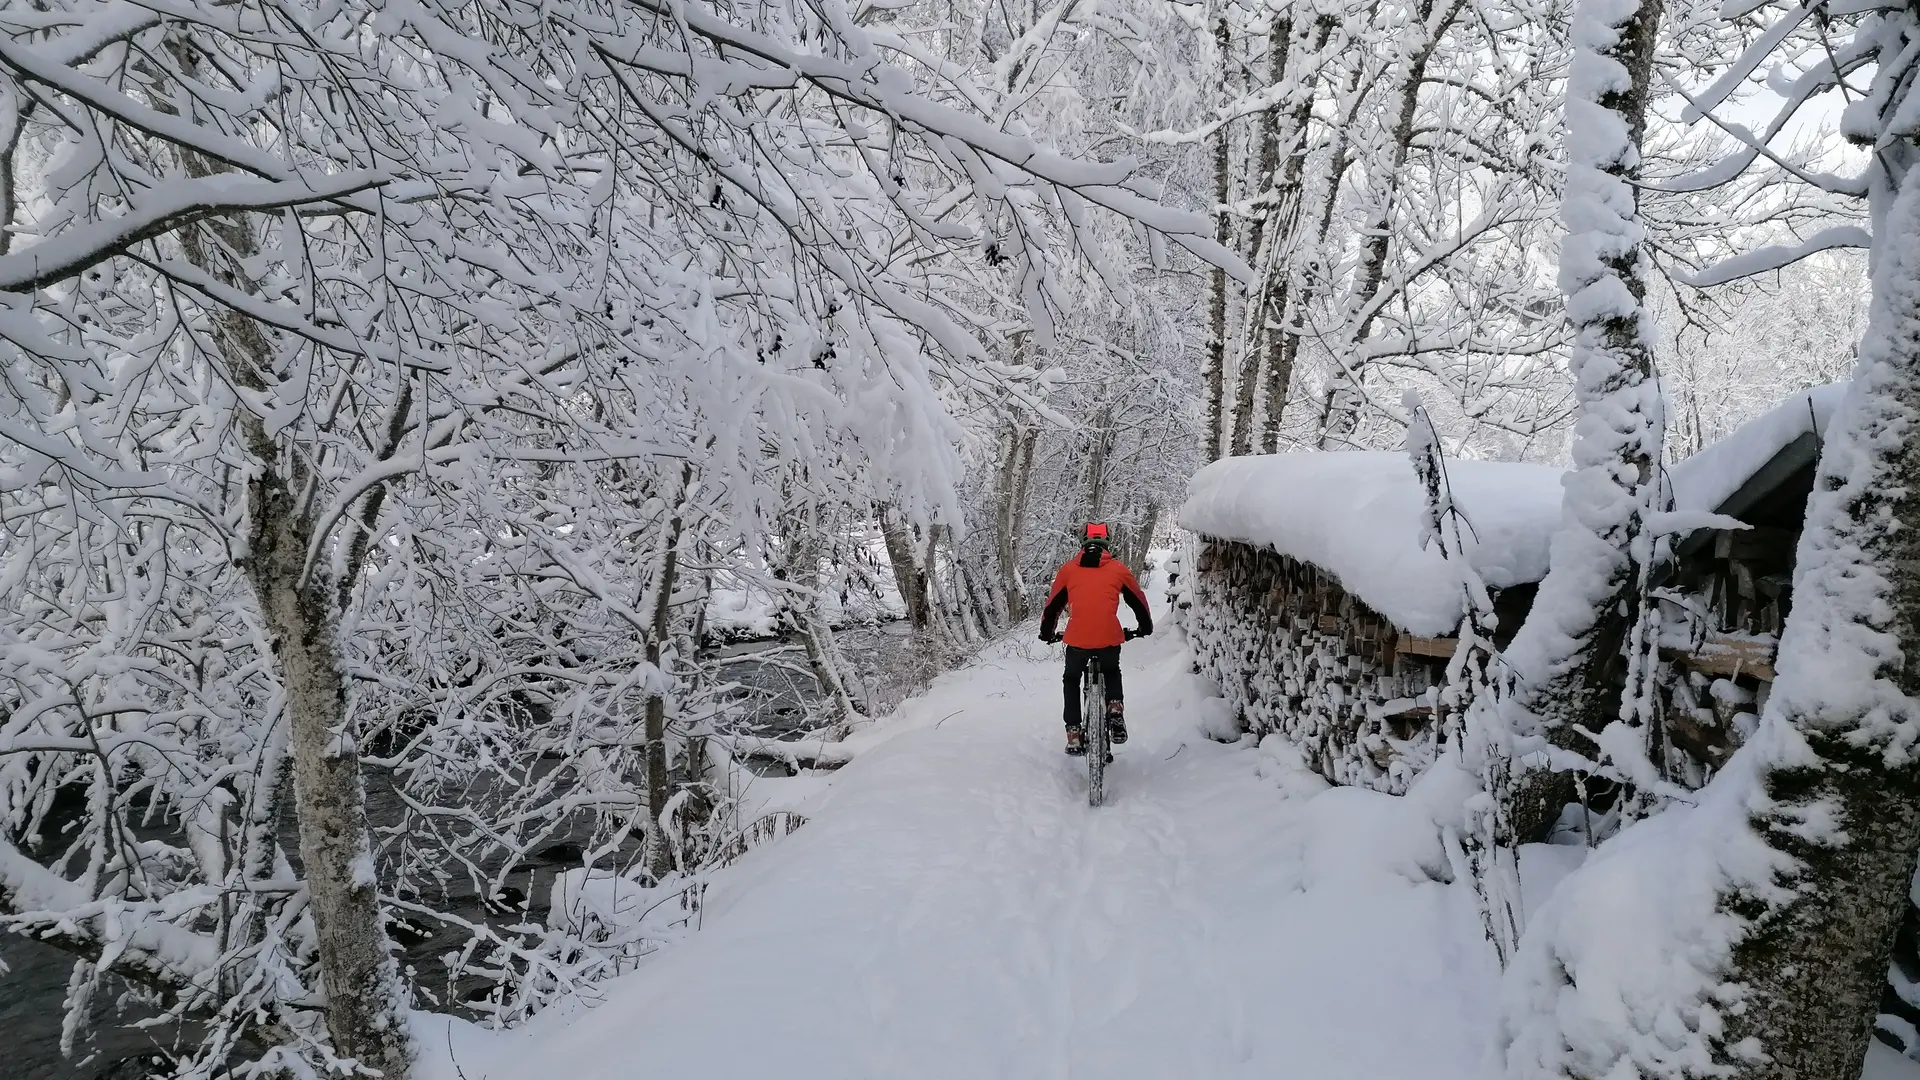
1084 670 1107 807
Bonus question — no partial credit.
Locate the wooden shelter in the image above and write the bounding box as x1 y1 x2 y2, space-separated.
1654 384 1842 780
1176 385 1846 795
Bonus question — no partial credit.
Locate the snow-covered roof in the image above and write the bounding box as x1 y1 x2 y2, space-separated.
1178 451 1565 636
1669 383 1846 513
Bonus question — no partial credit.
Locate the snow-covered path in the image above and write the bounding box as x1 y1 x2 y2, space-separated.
455 633 1499 1080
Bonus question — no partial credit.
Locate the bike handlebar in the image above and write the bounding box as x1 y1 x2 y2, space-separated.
1041 628 1149 645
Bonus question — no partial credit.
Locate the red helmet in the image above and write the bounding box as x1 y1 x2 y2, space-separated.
1084 523 1109 542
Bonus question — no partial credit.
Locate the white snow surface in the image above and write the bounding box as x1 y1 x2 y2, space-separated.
422 632 1502 1079
405 628 1920 1080
1669 382 1847 514
1179 451 1565 634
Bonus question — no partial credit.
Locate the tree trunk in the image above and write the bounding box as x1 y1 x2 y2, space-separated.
879 503 929 628
956 557 1000 639
645 466 691 881
1008 427 1038 618
1315 0 1461 445
1717 121 1920 1080
1204 13 1232 463
1254 16 1335 452
244 482 410 1078
780 507 862 733
1127 501 1160 572
167 77 411 1069
1229 14 1290 457
1084 403 1114 526
923 525 971 644
994 422 1035 623
1498 0 1665 839
1284 42 1369 449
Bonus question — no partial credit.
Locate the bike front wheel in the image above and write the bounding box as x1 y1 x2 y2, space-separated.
1085 672 1107 807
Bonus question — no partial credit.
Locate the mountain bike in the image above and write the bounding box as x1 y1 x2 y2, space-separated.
1078 628 1140 809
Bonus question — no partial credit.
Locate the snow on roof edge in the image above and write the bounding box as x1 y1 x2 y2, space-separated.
1178 451 1565 636
1668 382 1848 515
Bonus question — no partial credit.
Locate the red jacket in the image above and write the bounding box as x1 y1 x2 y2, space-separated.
1039 550 1152 649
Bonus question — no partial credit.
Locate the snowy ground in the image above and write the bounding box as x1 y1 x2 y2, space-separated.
415 627 1920 1080
423 630 1500 1079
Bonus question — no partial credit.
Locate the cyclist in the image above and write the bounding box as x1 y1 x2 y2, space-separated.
1038 523 1152 755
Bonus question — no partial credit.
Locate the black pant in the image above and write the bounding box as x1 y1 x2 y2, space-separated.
1062 646 1123 729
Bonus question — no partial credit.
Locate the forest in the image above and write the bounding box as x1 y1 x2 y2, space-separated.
0 0 1914 1075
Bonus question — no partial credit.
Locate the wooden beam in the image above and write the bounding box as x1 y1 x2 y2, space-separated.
1395 634 1457 659
1663 634 1776 681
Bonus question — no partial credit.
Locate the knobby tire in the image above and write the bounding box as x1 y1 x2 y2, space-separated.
1085 669 1107 808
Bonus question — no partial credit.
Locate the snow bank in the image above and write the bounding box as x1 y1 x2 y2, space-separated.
1499 721 1802 1078
1868 1041 1920 1080
1670 383 1846 513
705 583 782 639
549 868 659 940
1179 451 1565 635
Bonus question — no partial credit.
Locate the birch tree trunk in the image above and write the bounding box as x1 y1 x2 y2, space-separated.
1315 0 1462 446
1007 426 1038 620
1277 41 1369 450
1204 12 1233 463
1254 15 1333 450
1714 99 1920 1080
205 284 409 1078
780 506 862 733
880 504 930 628
1084 403 1114 525
243 459 412 1079
1229 15 1285 458
995 422 1036 623
166 81 411 1074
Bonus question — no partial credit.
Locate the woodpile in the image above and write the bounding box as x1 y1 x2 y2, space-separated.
1187 496 1796 794
1654 523 1797 782
1188 538 1457 794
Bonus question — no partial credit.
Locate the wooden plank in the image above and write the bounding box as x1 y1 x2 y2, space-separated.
1663 634 1777 681
1395 634 1458 659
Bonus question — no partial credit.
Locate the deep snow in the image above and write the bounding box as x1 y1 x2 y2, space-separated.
417 630 1500 1079
1179 451 1564 635
409 626 1920 1080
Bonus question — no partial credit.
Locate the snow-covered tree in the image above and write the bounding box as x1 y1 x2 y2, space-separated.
0 0 1240 1073
1501 0 1920 1074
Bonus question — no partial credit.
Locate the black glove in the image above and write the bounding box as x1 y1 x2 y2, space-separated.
1040 631 1061 644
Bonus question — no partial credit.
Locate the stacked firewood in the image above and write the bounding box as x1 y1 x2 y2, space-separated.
1189 538 1449 794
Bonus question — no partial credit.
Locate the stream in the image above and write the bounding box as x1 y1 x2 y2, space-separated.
0 623 919 1079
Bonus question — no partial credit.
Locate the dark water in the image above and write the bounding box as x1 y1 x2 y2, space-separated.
0 623 920 1079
